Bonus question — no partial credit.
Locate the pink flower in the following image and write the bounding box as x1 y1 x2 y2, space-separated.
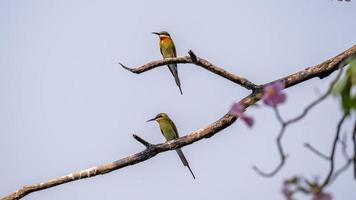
229 102 254 127
312 192 332 200
262 81 287 106
282 182 293 200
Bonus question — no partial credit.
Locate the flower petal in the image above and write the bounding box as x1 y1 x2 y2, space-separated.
241 116 254 127
262 81 287 106
229 102 255 127
273 81 285 91
281 184 293 200
229 102 244 116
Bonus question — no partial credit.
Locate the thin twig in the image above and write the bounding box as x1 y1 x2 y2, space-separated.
285 67 344 125
253 107 288 177
304 143 330 160
273 106 285 125
304 131 354 184
286 114 350 191
320 113 348 188
330 158 353 184
188 50 197 63
296 117 353 190
133 134 153 148
253 126 288 177
340 133 350 161
329 132 353 184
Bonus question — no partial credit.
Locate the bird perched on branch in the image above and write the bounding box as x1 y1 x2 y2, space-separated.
147 112 195 179
152 31 183 95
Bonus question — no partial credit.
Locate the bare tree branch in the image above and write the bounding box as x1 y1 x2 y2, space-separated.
120 50 260 91
2 45 355 200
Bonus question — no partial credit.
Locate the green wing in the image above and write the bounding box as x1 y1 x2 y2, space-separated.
159 118 179 140
172 41 176 57
170 120 179 138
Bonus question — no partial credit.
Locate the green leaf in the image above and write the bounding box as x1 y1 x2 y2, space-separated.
349 58 356 85
332 74 349 96
332 55 356 115
340 80 351 114
351 95 356 111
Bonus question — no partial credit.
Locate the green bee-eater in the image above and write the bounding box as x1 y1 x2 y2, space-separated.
152 31 183 95
147 112 195 179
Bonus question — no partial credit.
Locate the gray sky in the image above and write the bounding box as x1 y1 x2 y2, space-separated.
1 0 355 199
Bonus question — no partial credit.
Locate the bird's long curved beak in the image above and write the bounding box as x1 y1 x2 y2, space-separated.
152 32 160 36
146 117 156 122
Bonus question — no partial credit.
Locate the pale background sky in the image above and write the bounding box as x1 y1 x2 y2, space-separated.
0 0 355 199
